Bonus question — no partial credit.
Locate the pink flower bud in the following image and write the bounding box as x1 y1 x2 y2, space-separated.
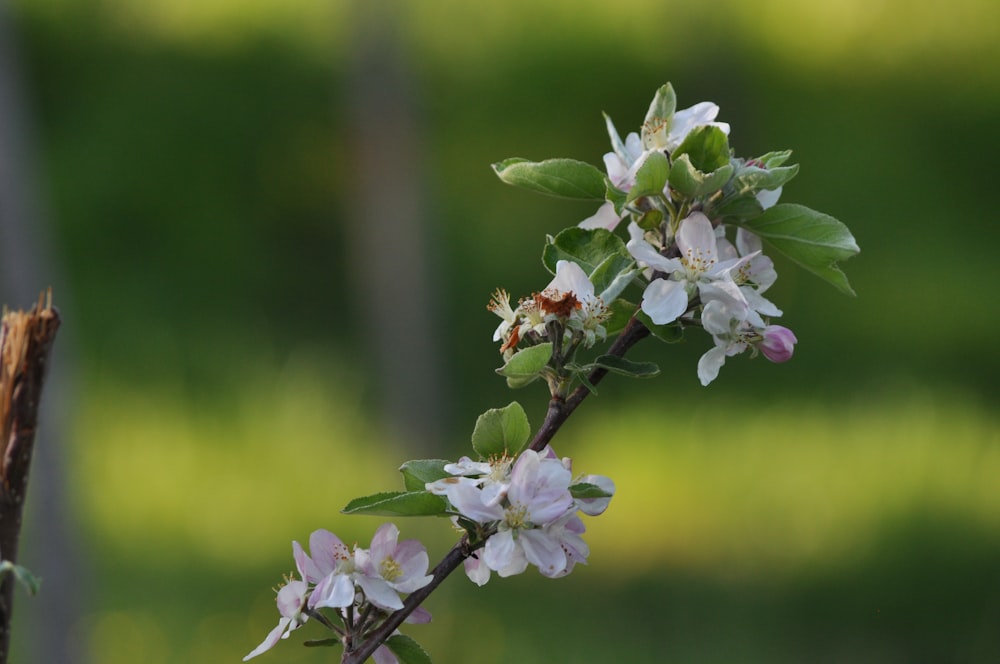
759 325 797 363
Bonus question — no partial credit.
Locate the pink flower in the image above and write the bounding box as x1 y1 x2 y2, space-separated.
242 580 309 661
355 523 433 611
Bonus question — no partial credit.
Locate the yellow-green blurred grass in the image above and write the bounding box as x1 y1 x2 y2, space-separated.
74 365 998 578
67 367 999 663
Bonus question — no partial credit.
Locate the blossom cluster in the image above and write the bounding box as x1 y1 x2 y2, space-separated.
244 524 432 662
590 96 797 385
427 446 614 585
488 259 611 359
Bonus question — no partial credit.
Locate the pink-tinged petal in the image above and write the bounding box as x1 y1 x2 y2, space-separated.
483 530 520 574
356 574 403 611
310 572 355 610
406 606 433 624
697 346 727 386
626 237 677 273
641 278 688 325
276 580 308 618
309 529 350 577
373 645 399 664
243 617 292 661
519 529 568 578
676 213 717 263
442 479 504 523
293 540 321 583
602 153 631 189
369 523 399 563
463 554 491 586
576 474 616 516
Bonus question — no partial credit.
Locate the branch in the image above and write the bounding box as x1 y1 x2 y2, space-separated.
530 314 650 452
342 315 649 663
0 291 60 664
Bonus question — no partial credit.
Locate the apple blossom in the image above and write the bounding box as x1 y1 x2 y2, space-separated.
243 579 309 661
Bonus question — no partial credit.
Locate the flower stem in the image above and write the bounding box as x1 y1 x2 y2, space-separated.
341 314 649 664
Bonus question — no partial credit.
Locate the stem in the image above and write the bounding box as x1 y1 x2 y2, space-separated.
530 314 649 453
0 292 60 664
341 315 650 664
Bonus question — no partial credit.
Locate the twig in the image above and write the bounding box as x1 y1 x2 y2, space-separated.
0 291 60 664
342 315 650 663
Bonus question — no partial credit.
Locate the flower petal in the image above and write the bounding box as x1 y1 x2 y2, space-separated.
640 278 688 325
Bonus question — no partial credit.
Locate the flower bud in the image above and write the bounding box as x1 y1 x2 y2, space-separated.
759 325 797 363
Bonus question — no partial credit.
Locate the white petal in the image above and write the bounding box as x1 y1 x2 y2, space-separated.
547 260 594 300
697 346 727 386
640 279 689 325
579 201 623 230
243 617 292 661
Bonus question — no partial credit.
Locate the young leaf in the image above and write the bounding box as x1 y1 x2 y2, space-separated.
399 459 452 492
668 154 734 198
737 203 860 296
471 401 531 458
626 151 669 204
542 227 630 278
492 158 607 200
603 299 638 337
497 343 553 379
592 354 660 378
385 634 434 664
672 125 730 173
569 482 615 499
635 311 685 343
342 491 448 517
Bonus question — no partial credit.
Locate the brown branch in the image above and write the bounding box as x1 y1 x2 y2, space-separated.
530 314 650 452
342 314 650 664
0 291 60 664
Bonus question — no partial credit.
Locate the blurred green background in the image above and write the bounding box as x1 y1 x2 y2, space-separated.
3 0 999 662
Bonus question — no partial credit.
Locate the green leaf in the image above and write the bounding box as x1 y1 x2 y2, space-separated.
399 459 452 492
626 151 669 204
635 208 663 231
708 194 765 224
492 158 607 200
471 401 530 458
385 634 434 664
757 150 793 168
498 342 552 377
342 491 448 517
542 227 629 278
635 311 686 343
730 160 799 196
604 299 638 337
672 125 730 173
738 203 860 296
593 354 660 378
606 181 628 216
303 638 342 648
641 83 677 149
569 482 614 499
668 154 734 198
0 561 41 596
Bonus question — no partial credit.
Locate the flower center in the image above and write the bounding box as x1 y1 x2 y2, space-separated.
380 556 403 582
504 503 529 530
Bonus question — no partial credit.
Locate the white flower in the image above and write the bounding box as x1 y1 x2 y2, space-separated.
628 212 750 325
243 579 309 661
293 529 356 610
